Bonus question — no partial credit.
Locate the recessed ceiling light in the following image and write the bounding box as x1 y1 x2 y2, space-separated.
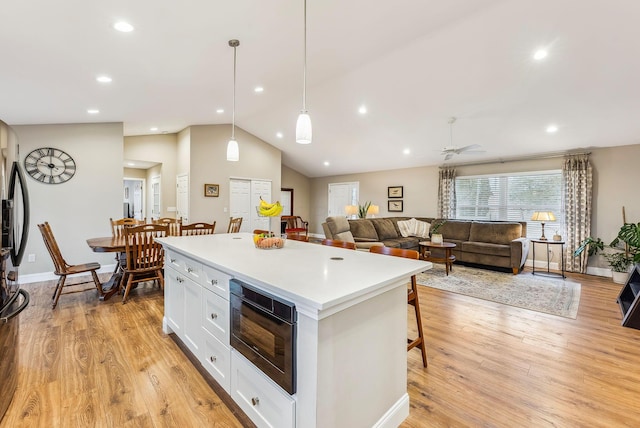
87 109 99 114
358 105 367 115
113 21 134 32
276 132 283 138
403 148 411 155
96 75 112 83
546 124 558 133
533 49 548 60
216 108 224 114
323 161 330 166
150 127 158 131
254 86 264 93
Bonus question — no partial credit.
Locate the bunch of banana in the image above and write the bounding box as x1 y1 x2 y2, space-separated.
258 197 283 217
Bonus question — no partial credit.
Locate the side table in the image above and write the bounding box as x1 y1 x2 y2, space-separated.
419 241 456 276
531 239 565 279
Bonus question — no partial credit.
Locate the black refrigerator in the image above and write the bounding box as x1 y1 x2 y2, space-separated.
0 119 30 422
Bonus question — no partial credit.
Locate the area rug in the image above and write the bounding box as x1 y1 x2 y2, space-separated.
416 264 581 319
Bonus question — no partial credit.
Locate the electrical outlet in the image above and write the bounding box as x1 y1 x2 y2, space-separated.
27 254 36 262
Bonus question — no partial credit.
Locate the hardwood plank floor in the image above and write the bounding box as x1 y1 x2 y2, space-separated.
2 269 640 427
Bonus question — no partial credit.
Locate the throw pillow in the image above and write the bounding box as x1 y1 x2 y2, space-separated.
397 218 417 237
414 220 431 238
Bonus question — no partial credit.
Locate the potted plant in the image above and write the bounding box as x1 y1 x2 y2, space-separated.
602 251 633 284
430 220 446 245
357 201 371 219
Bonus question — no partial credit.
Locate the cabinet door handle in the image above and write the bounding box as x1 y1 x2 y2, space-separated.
170 258 176 263
176 276 184 283
251 397 260 406
211 279 218 285
210 355 217 362
187 267 194 273
210 313 218 320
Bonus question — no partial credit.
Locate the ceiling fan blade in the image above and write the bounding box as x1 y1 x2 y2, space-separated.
457 144 481 153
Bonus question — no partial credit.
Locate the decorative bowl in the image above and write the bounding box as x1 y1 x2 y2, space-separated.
253 234 286 249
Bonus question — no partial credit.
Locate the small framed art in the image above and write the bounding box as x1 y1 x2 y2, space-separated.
204 183 219 197
388 186 403 198
388 200 403 212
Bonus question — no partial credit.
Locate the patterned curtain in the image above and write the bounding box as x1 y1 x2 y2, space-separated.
437 167 456 219
563 154 593 273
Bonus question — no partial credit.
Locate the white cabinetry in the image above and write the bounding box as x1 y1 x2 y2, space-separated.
231 350 295 428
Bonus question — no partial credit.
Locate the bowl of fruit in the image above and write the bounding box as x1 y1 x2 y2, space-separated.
253 233 286 249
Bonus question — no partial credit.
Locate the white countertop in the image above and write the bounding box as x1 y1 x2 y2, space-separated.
157 233 432 318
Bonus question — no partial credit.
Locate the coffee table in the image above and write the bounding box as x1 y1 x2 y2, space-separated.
419 241 456 276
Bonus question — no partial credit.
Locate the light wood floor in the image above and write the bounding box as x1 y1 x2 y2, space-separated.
2 269 640 427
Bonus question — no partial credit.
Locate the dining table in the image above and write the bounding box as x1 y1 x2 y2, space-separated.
86 236 127 300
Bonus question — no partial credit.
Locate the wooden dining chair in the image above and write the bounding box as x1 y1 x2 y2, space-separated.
321 238 357 250
181 221 216 236
153 217 182 236
227 217 243 233
110 217 146 237
38 222 104 309
287 234 309 242
369 245 428 367
282 215 309 238
122 224 168 303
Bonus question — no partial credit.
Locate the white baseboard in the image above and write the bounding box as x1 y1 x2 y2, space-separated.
17 264 117 285
372 393 409 428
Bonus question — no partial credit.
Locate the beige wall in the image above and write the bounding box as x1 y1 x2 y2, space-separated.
281 165 312 227
188 125 281 229
13 123 124 277
124 134 178 219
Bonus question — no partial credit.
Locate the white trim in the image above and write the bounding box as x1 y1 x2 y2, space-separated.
372 393 410 428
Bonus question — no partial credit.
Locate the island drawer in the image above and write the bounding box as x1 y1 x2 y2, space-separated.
202 330 231 393
166 249 202 282
231 351 295 428
202 288 229 343
201 264 231 298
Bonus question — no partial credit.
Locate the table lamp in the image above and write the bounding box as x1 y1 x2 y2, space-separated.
345 205 358 219
531 211 555 240
367 204 379 218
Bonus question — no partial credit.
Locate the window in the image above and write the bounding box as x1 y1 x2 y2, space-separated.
455 170 563 239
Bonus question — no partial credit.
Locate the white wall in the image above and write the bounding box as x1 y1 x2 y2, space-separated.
13 123 124 278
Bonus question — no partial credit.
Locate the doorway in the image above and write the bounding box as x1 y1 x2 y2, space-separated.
123 178 145 220
328 182 359 217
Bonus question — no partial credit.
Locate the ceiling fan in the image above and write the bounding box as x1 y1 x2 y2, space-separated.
441 117 483 161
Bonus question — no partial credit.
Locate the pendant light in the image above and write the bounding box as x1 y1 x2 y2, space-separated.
296 0 312 144
227 39 240 161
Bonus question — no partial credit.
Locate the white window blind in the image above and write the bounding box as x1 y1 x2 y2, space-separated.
455 170 563 239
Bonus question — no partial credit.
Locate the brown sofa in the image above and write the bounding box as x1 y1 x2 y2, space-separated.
322 216 529 274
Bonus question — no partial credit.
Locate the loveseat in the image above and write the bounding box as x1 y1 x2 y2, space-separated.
322 216 529 274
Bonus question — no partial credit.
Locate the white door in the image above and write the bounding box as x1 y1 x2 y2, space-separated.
328 182 359 217
176 174 189 223
230 179 251 233
151 175 161 220
251 180 272 233
132 180 144 220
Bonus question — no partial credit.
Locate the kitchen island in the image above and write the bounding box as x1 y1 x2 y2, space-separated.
157 233 431 428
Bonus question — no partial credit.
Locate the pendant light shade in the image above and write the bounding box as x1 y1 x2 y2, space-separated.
226 138 239 161
296 112 312 144
296 0 312 144
227 39 240 161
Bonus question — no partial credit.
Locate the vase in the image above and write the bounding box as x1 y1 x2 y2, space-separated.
612 271 630 284
431 234 443 245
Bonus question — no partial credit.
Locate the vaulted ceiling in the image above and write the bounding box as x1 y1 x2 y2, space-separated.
1 1 639 177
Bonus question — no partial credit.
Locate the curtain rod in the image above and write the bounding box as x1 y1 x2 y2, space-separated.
441 150 592 168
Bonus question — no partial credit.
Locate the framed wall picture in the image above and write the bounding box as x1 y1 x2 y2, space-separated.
388 186 403 198
204 183 219 197
388 200 403 212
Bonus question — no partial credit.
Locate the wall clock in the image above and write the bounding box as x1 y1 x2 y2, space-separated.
24 147 76 184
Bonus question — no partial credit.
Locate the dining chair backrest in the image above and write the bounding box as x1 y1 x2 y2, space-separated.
287 234 309 242
121 224 168 303
282 215 309 237
111 217 145 237
321 238 357 250
369 245 419 260
153 217 182 236
38 222 68 274
181 221 216 236
227 217 243 233
253 229 270 235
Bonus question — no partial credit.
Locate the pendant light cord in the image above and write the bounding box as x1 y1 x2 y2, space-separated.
232 44 237 139
302 0 307 112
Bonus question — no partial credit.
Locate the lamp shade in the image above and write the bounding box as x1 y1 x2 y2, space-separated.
345 205 358 216
226 139 239 162
367 205 379 215
531 211 555 222
296 112 312 144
